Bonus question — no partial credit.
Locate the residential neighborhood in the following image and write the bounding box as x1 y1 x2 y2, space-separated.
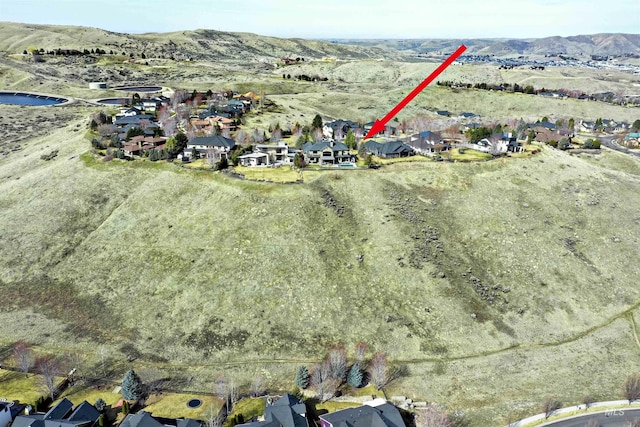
87 87 638 178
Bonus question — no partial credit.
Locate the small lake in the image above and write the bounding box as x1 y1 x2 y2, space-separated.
97 98 128 105
0 92 67 106
114 86 162 92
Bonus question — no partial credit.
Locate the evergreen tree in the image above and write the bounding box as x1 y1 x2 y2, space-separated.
94 398 107 412
347 364 363 388
568 118 575 131
312 114 323 130
294 365 310 389
121 369 143 401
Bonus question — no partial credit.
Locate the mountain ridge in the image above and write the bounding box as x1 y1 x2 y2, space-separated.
326 33 640 56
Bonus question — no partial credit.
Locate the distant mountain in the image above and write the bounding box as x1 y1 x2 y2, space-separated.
0 22 398 61
326 34 640 56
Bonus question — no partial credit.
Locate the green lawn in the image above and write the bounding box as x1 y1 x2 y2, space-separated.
0 370 46 404
444 148 492 161
56 385 122 407
224 397 265 427
144 393 223 420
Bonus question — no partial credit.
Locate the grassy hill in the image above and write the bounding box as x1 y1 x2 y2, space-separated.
0 22 398 61
2 104 640 424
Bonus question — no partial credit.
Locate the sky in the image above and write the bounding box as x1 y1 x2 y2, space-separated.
1 0 639 39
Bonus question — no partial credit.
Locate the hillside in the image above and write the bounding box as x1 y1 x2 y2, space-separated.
328 33 640 56
2 104 640 424
0 22 398 61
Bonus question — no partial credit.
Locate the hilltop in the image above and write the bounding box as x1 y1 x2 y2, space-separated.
328 33 640 56
0 22 398 61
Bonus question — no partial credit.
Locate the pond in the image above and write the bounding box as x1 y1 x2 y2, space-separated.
113 86 162 92
0 92 67 106
97 98 129 105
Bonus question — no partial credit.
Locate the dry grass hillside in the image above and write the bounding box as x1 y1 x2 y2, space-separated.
1 103 640 425
1 23 640 427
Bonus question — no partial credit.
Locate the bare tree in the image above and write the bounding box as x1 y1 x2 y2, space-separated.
221 127 232 139
36 355 60 401
271 128 282 143
369 352 389 390
313 128 323 143
236 129 248 145
624 373 640 403
311 359 337 401
251 128 265 144
214 375 230 413
354 342 368 362
414 406 451 427
97 345 109 378
542 397 562 419
328 345 348 381
98 124 117 139
13 341 33 376
186 125 196 142
251 375 265 397
205 406 224 427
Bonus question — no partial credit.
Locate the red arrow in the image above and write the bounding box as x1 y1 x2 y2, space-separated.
364 44 467 140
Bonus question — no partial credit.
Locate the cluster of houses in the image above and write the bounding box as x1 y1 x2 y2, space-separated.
0 394 407 427
101 88 637 166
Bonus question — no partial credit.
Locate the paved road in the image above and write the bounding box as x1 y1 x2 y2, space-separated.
577 133 640 159
539 408 640 426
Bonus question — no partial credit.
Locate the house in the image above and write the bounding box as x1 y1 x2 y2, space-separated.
363 122 396 137
624 132 640 147
364 140 414 158
302 140 352 165
120 411 201 427
0 401 27 427
208 115 236 132
12 398 100 427
580 121 596 132
458 112 477 119
536 121 556 131
408 131 448 155
319 399 405 427
323 120 360 139
436 110 450 117
472 138 508 154
238 143 295 166
236 393 307 427
186 136 236 159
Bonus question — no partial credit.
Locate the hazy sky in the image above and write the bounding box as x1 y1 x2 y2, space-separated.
2 0 639 39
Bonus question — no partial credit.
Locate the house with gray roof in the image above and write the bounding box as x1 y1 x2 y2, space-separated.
186 136 236 159
120 412 201 427
363 141 414 159
12 398 100 427
319 400 405 427
302 140 352 165
0 401 27 427
408 131 448 155
236 393 307 427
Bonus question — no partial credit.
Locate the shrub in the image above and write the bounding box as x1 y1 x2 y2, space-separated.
542 397 562 419
95 398 107 412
